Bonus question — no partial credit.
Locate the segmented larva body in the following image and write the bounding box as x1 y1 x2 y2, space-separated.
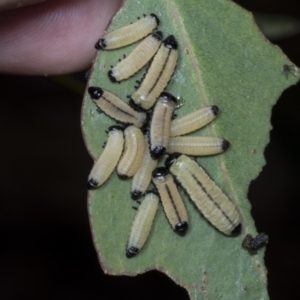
95 14 159 50
167 136 229 156
165 154 241 235
131 134 158 200
170 106 219 137
108 31 163 82
88 87 146 128
117 125 145 179
152 167 188 236
131 35 179 110
87 126 124 189
150 93 176 159
126 191 159 258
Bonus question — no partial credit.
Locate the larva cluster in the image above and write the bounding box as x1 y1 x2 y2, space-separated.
87 13 242 258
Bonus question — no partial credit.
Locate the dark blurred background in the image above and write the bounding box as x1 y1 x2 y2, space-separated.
1 1 300 299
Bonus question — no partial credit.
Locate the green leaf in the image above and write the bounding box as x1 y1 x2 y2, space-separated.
81 0 299 299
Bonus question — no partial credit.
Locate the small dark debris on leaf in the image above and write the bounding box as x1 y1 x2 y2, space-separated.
242 233 269 254
282 64 295 79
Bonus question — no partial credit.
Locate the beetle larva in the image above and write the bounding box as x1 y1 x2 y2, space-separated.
131 35 178 110
117 125 145 179
131 134 158 200
95 14 159 50
152 167 188 236
108 31 163 82
150 92 176 159
88 87 147 128
165 154 241 235
170 106 219 137
87 126 124 189
167 136 229 156
126 191 159 258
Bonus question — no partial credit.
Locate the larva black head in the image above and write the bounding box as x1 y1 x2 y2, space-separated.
152 30 163 41
231 223 242 236
95 38 107 50
88 86 103 100
129 98 145 112
159 92 177 103
163 35 178 50
150 146 166 159
126 246 139 258
175 222 189 236
142 128 150 136
152 167 170 179
146 189 159 196
117 173 129 180
131 190 143 200
211 105 219 116
108 125 124 132
150 13 160 26
87 178 98 190
108 70 117 83
222 139 230 151
165 153 181 169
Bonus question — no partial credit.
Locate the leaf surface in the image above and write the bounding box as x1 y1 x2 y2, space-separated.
81 0 299 299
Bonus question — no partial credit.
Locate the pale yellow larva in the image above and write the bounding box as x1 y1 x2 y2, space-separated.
87 126 124 189
170 106 219 137
150 93 176 159
126 191 159 258
167 136 229 156
165 154 241 235
131 134 158 200
108 31 163 82
131 35 178 110
117 125 145 179
95 14 159 50
152 167 188 236
88 87 146 128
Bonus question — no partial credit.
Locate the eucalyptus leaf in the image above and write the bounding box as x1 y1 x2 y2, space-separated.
81 0 299 299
